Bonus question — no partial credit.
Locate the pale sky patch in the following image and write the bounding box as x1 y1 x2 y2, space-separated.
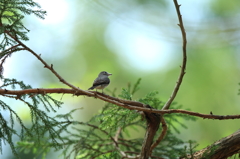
105 20 174 71
35 0 69 25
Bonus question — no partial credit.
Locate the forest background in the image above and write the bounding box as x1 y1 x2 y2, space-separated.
1 0 240 158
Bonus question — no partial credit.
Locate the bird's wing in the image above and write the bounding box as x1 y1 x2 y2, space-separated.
93 77 110 87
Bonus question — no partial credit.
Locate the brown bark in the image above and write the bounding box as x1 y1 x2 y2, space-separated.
183 130 240 159
1 88 240 120
140 105 161 159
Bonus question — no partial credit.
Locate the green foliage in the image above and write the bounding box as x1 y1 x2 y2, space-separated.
118 78 141 100
136 83 197 158
0 78 64 158
31 79 196 159
17 139 51 159
139 91 162 108
11 79 198 159
0 0 46 50
0 75 198 159
0 0 46 76
179 140 199 159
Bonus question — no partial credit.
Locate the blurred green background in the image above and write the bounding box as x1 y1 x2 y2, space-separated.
1 0 240 158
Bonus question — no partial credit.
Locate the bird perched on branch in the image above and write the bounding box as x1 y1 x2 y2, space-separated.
88 71 112 93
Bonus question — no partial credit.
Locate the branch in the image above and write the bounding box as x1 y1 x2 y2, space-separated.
150 117 168 154
4 28 80 91
1 88 240 120
183 130 240 159
3 28 156 114
162 0 187 110
140 108 161 159
0 88 153 113
0 44 21 54
163 109 240 120
0 44 26 75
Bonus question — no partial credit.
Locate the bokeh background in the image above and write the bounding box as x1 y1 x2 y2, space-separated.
1 0 240 158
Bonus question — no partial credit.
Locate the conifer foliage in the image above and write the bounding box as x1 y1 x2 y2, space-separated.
0 0 46 49
0 0 46 76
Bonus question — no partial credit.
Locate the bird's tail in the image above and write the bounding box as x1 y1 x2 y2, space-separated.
88 86 95 90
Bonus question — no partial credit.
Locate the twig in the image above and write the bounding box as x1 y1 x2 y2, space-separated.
114 127 122 142
0 44 20 54
162 0 187 110
162 109 240 120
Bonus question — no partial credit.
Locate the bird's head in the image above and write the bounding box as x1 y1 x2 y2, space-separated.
99 71 112 76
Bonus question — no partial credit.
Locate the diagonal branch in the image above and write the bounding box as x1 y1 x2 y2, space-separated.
3 28 80 91
162 0 187 110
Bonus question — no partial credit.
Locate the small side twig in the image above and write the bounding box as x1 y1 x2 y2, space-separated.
0 44 20 54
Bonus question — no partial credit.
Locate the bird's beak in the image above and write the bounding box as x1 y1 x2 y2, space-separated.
107 73 112 76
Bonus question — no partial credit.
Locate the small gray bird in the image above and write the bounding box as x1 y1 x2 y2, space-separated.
88 71 112 93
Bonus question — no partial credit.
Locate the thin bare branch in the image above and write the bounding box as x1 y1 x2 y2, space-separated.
162 0 187 110
0 44 20 54
162 109 240 120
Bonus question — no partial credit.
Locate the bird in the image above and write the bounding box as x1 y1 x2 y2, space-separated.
88 71 112 93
